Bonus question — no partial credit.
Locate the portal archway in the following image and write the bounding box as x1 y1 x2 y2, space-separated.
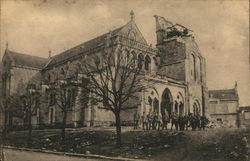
153 98 159 114
193 100 201 116
161 88 173 117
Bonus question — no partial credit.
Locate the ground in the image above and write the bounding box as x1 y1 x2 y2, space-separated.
1 127 249 161
3 148 104 161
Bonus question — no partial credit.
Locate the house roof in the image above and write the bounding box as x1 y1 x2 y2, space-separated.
45 19 148 69
209 88 238 101
28 72 44 86
122 92 141 109
6 50 49 69
239 106 250 111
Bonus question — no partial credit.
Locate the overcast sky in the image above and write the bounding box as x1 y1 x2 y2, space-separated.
1 0 249 106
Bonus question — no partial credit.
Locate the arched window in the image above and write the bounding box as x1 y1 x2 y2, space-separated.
47 73 51 82
93 56 100 66
145 55 151 71
191 54 196 81
148 96 152 105
60 68 65 79
138 53 144 69
198 57 202 81
130 51 137 67
193 100 200 116
153 57 158 66
196 57 201 81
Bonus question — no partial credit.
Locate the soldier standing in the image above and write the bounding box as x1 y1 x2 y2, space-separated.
152 111 158 130
147 111 153 130
133 112 138 130
141 112 147 130
184 113 189 130
156 114 162 130
171 112 179 130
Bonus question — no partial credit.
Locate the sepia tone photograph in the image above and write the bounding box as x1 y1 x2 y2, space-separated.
0 0 249 161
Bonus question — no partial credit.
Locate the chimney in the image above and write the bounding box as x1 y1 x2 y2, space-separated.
234 81 238 95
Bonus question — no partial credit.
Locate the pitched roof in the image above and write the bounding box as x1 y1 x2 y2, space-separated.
45 29 118 69
28 72 43 86
239 106 250 111
123 93 141 108
45 20 148 69
209 88 238 101
7 50 49 69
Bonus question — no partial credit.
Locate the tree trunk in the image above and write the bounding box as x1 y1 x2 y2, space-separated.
115 112 122 148
61 109 67 145
28 107 32 145
3 111 8 140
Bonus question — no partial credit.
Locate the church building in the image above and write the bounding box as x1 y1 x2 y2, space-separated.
0 12 208 129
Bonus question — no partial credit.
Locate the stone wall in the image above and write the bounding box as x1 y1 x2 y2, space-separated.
239 111 250 128
158 39 186 65
210 114 238 128
120 108 137 125
10 67 40 95
158 61 185 81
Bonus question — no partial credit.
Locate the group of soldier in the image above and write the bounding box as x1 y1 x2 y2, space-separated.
133 111 209 131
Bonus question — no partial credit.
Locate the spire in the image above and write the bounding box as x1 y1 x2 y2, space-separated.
130 10 134 21
49 50 52 59
235 81 238 89
6 41 9 50
234 81 238 96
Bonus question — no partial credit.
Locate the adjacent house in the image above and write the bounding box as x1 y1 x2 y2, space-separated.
208 83 239 127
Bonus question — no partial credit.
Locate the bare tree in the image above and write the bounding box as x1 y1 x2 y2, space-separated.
0 94 21 139
80 35 147 147
21 84 40 145
50 80 75 145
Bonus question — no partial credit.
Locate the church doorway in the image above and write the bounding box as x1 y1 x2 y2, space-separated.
179 102 184 116
161 88 173 117
193 100 201 116
153 98 159 114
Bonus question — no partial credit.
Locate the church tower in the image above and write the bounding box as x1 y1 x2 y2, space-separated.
155 15 208 116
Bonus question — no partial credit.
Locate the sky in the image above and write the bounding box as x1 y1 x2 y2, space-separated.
0 0 249 106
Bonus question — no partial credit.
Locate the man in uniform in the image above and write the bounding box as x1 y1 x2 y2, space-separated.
152 111 158 130
171 112 179 130
162 112 169 130
147 111 153 130
141 112 148 130
156 114 162 131
133 111 138 130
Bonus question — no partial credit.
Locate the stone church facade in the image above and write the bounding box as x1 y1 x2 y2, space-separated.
0 12 208 129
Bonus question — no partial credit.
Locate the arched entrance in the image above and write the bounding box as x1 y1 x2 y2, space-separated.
161 88 173 117
153 98 159 114
176 92 184 116
193 100 201 116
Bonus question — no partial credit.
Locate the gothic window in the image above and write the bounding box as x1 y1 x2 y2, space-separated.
148 96 152 105
49 93 55 105
60 68 65 75
47 73 51 82
193 100 200 116
93 56 100 66
145 55 151 71
128 30 136 41
153 57 158 66
199 57 203 82
174 101 178 114
196 57 201 81
191 54 196 81
130 51 136 67
138 53 144 69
